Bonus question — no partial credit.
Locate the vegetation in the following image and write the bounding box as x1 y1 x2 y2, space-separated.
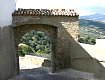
78 35 96 45
18 19 105 56
18 30 51 57
78 19 105 44
79 19 105 30
18 43 32 56
79 19 105 39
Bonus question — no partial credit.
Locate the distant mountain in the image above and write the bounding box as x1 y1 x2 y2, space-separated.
79 19 105 38
79 19 105 30
80 13 105 21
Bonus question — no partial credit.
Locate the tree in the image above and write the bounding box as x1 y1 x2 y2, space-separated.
19 30 51 56
78 35 96 45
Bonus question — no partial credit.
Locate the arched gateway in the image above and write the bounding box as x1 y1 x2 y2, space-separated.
0 9 79 80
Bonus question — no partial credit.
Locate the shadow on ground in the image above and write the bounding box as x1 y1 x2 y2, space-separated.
9 67 97 80
10 67 85 80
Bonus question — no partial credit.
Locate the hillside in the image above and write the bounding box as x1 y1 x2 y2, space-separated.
79 19 105 38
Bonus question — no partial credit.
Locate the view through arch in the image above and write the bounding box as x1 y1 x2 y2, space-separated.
19 30 52 69
13 24 57 73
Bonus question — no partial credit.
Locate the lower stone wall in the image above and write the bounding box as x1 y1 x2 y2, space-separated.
19 55 51 69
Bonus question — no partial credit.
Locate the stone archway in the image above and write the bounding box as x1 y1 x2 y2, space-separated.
2 8 105 80
11 9 79 73
0 9 79 80
13 24 57 72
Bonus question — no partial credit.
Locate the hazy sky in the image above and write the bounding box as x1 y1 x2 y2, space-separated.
16 0 105 16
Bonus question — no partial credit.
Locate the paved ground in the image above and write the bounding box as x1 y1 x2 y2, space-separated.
10 74 80 80
9 55 98 80
10 67 98 80
10 41 105 80
10 68 84 80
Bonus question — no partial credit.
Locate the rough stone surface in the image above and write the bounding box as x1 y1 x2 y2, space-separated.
19 55 51 69
0 27 18 80
0 12 79 79
9 67 98 80
17 55 97 80
12 14 79 72
1 9 105 80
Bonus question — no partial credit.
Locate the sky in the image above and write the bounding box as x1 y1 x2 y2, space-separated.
0 0 15 27
0 0 105 27
16 0 105 16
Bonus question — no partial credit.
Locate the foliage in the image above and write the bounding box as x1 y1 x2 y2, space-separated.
79 19 105 30
78 35 96 45
19 30 51 56
18 47 25 57
90 38 96 44
79 19 105 39
78 37 84 43
18 43 32 56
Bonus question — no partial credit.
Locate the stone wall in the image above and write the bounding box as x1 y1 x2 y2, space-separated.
19 55 51 69
12 16 79 41
15 15 105 79
12 15 79 72
0 27 18 80
1 9 105 80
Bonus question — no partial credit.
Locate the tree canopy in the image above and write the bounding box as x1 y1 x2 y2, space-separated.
19 30 52 57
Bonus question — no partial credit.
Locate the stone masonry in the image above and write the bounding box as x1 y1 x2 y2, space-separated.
12 9 79 74
2 9 105 80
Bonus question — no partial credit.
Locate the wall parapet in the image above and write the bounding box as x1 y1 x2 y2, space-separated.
12 8 79 17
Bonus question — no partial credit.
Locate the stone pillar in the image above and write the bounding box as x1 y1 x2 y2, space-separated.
55 17 79 70
0 26 18 80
